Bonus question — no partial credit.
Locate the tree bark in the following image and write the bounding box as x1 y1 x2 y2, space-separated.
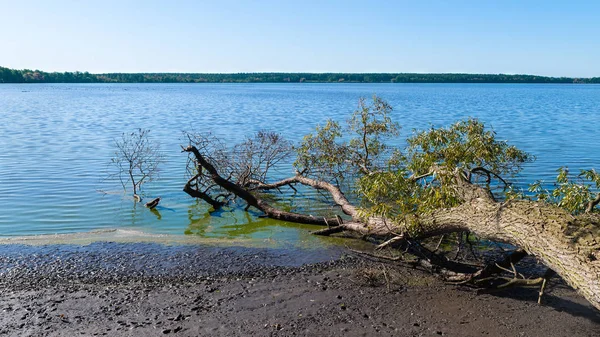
183 173 224 209
249 175 359 218
407 176 600 311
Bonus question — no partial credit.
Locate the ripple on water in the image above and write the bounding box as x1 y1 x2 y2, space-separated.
1 83 599 243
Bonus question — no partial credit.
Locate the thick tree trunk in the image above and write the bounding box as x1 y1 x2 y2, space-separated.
424 200 599 311
403 177 600 311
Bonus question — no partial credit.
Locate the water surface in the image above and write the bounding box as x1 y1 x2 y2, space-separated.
1 83 599 243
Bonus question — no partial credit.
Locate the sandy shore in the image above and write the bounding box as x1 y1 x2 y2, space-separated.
0 242 598 336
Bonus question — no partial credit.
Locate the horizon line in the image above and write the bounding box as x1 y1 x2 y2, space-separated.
2 66 598 79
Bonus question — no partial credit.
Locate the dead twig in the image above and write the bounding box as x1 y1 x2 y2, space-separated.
376 235 405 250
381 263 391 292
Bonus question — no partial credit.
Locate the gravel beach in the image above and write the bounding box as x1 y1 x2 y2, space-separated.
0 242 598 336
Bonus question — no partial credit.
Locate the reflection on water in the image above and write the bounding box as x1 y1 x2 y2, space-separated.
150 207 162 220
186 208 309 239
1 83 600 245
183 193 343 248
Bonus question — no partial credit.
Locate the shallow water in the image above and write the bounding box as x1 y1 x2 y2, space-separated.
1 83 599 243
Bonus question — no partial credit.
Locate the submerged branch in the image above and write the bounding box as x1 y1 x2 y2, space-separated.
182 145 342 226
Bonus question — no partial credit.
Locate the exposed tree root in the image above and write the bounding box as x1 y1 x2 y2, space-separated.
376 235 405 250
538 269 557 305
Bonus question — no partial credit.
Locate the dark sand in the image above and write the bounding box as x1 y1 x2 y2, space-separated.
0 243 598 336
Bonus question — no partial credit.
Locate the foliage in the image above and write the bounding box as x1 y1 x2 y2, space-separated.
357 119 532 229
3 66 599 84
293 97 534 230
291 97 536 229
347 97 400 174
294 120 348 180
405 119 531 178
110 129 163 197
295 95 399 181
529 167 600 213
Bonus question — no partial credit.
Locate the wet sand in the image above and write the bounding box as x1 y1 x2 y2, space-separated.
0 243 598 336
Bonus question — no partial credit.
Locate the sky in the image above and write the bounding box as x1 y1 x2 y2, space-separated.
1 0 599 77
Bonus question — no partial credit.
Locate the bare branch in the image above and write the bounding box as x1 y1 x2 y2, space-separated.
586 193 600 213
182 145 342 226
408 171 434 182
470 166 509 187
375 235 405 250
182 173 224 209
110 128 163 197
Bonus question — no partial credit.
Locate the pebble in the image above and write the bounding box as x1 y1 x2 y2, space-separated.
0 242 351 291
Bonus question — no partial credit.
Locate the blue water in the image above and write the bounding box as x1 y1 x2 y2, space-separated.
1 83 599 240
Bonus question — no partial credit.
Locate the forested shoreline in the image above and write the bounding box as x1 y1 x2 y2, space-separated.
2 66 599 84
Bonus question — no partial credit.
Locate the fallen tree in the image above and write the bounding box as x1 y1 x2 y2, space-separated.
181 96 600 311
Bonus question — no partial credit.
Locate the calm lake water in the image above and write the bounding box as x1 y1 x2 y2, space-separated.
1 83 599 244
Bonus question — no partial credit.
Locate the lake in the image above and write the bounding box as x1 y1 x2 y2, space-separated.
1 83 599 245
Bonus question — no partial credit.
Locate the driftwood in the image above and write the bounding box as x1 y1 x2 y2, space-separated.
144 197 161 209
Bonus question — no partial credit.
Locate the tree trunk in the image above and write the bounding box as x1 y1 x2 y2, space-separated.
427 200 599 310
403 176 600 311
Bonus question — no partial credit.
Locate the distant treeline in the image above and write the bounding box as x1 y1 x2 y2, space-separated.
1 66 599 84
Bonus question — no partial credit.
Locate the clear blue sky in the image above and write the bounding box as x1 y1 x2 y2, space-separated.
1 0 599 77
